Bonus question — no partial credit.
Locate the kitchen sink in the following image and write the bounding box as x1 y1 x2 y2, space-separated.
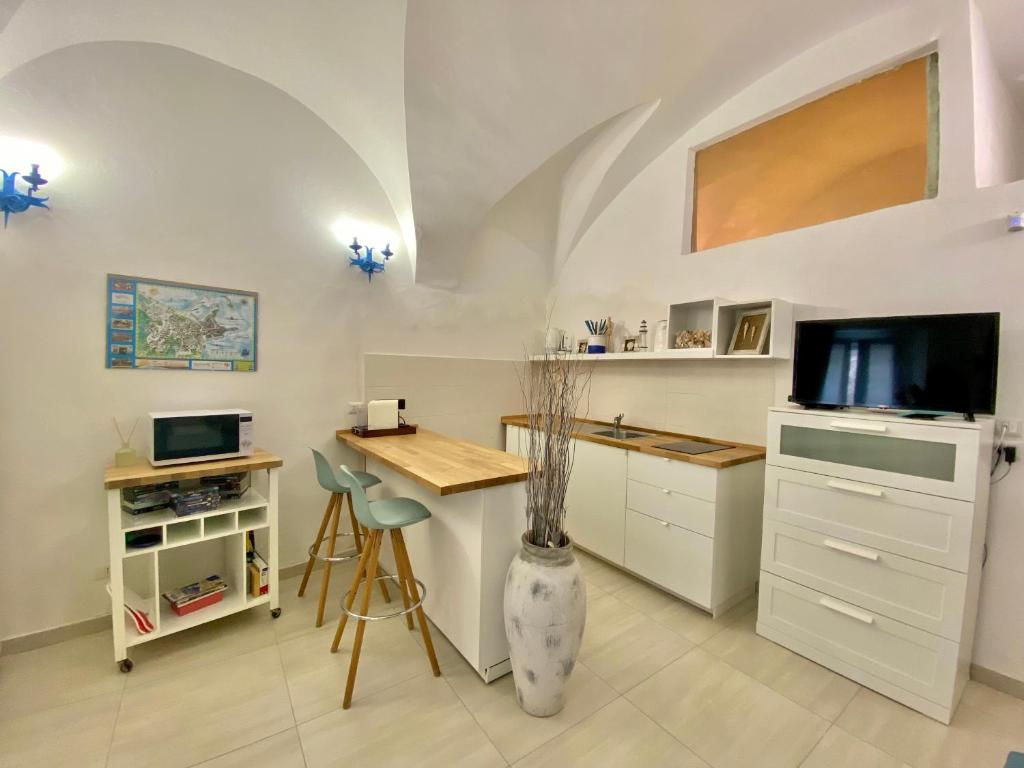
592 429 649 440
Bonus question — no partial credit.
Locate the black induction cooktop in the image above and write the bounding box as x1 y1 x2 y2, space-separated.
654 440 729 455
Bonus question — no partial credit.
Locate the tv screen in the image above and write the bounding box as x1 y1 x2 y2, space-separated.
791 313 999 415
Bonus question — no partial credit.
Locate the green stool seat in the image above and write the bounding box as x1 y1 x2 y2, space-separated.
331 464 441 708
298 450 391 628
354 495 430 530
312 450 381 493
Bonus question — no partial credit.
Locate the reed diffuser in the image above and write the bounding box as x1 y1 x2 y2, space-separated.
113 416 140 467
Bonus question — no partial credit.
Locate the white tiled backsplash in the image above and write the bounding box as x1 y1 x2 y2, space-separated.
581 359 777 445
365 354 776 449
363 354 525 449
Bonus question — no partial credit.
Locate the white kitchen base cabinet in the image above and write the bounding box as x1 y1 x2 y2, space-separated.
505 424 765 616
757 407 993 724
564 439 628 563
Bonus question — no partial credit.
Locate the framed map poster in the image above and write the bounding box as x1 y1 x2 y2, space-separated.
106 274 258 371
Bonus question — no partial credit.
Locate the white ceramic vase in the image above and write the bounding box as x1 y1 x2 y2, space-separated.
503 533 587 717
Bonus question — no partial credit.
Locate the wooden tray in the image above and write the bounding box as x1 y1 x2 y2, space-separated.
351 424 418 438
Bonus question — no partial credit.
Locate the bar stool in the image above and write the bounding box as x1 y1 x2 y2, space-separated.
298 449 391 627
329 464 440 709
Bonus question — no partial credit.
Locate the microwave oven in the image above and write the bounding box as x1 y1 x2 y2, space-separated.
148 409 254 467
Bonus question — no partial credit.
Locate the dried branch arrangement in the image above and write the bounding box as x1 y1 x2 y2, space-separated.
516 351 592 548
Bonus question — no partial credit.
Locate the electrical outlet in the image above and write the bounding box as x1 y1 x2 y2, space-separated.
996 419 1022 439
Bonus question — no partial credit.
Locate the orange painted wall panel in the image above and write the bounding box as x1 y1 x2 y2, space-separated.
692 56 934 252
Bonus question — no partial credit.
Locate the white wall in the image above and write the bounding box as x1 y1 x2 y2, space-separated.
363 355 525 450
550 3 1024 682
971 0 1024 187
0 42 543 642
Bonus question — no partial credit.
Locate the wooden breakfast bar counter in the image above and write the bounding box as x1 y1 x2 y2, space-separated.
337 428 527 682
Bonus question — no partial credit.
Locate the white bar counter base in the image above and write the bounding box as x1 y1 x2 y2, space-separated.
104 449 283 670
337 428 527 682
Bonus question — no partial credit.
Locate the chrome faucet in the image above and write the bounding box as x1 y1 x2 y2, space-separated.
613 413 624 430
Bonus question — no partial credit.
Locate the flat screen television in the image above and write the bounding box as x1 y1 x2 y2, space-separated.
791 313 999 416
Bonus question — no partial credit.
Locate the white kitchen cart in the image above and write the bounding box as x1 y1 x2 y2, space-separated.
104 449 283 672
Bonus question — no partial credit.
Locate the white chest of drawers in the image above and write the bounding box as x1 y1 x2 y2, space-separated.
756 407 993 723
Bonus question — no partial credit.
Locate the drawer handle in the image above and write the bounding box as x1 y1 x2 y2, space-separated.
819 597 875 625
823 539 879 561
661 488 671 495
659 520 670 527
829 420 888 434
826 479 884 498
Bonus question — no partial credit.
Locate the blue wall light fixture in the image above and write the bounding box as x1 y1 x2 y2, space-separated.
0 163 48 227
348 237 393 282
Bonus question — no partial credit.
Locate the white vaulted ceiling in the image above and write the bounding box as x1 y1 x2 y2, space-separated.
15 0 1020 288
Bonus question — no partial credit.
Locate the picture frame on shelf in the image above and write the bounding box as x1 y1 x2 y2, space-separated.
622 337 638 352
727 308 771 355
577 340 588 354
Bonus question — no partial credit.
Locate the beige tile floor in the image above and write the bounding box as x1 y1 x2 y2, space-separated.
2 550 1022 768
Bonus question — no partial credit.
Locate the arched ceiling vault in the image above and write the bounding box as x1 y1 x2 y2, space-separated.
404 0 910 285
0 0 414 272
4 1 950 290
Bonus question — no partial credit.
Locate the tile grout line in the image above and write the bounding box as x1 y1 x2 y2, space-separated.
437 671 511 766
507 694 626 767
275 637 309 768
603 642 702 699
102 674 128 768
697 638 857 725
610 682 715 768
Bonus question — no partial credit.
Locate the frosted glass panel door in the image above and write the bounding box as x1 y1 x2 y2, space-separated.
767 411 980 501
779 426 955 481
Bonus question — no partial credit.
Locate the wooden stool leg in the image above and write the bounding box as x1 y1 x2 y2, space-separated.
347 495 391 604
298 493 337 597
348 495 364 552
331 532 373 652
394 530 440 676
343 529 383 709
389 529 415 630
315 495 342 627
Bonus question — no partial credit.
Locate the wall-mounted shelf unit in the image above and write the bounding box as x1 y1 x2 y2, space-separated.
713 299 793 360
104 451 282 672
533 298 793 361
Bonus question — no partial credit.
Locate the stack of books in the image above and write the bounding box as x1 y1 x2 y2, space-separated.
202 472 250 499
162 574 228 616
169 488 221 517
121 482 176 515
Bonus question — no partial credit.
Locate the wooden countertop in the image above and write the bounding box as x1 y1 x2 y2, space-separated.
104 449 283 489
500 416 766 469
336 428 528 496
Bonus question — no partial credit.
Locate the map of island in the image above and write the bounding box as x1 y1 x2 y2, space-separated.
106 275 257 371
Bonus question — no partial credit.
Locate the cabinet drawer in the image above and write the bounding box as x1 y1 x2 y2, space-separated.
627 479 715 537
761 521 967 640
627 452 717 502
764 466 973 571
624 509 712 608
767 410 982 502
758 573 958 706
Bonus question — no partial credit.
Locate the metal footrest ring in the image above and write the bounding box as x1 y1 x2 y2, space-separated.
343 574 427 621
307 531 360 564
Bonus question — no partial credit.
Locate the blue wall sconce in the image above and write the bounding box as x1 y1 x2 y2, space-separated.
348 237 393 282
0 163 48 227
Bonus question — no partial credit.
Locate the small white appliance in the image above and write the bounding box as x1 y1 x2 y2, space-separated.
148 409 254 467
367 399 401 430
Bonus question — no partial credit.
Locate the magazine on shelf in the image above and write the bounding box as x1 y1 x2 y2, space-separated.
162 574 228 608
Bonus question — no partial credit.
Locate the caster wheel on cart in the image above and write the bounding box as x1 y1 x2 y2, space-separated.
118 659 134 673
271 608 282 619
